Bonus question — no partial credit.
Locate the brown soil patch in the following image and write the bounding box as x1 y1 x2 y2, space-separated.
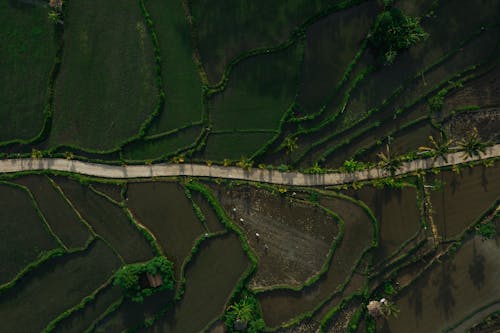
210 184 338 289
444 107 500 142
443 66 500 113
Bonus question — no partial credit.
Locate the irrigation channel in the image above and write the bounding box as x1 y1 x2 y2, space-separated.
0 144 499 184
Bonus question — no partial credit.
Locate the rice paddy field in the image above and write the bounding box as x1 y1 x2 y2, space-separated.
1 0 499 331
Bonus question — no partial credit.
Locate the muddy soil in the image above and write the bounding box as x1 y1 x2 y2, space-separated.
210 184 338 289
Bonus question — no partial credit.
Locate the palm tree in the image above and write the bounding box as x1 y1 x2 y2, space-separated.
457 127 489 159
418 133 454 162
377 144 402 175
380 299 400 319
227 298 253 329
48 10 60 23
283 136 298 154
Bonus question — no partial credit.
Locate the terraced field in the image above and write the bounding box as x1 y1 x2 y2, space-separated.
0 0 499 331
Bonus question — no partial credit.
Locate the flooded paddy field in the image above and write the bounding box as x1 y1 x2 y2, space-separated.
126 181 207 276
54 177 155 263
14 175 91 248
429 161 500 240
0 181 60 285
386 235 500 333
0 239 121 333
143 233 249 333
0 166 497 332
346 185 422 264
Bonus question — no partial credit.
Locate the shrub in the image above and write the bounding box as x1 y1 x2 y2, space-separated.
224 292 264 333
476 222 496 240
369 7 427 65
114 256 174 303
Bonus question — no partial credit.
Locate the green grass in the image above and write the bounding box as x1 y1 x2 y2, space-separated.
0 182 60 285
49 0 157 151
54 177 155 263
211 43 302 131
122 125 201 161
0 1 57 143
192 0 345 83
144 0 204 135
203 132 276 161
0 239 121 333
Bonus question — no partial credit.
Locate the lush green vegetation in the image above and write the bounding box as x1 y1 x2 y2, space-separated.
0 1 57 143
144 0 204 135
114 256 174 303
224 292 265 333
369 7 427 65
210 42 303 131
49 0 157 151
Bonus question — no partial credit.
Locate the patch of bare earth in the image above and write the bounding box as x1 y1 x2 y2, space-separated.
443 66 500 142
210 184 338 289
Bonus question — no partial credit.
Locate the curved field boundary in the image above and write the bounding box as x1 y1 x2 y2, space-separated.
0 145 498 185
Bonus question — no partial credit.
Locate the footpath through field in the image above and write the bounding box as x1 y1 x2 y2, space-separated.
0 145 499 185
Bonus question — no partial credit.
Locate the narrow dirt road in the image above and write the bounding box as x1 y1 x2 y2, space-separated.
0 145 498 186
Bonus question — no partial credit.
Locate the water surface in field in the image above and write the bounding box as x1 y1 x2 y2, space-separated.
144 233 250 333
386 234 500 332
429 161 499 239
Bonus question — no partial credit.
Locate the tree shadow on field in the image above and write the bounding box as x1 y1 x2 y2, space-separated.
433 260 457 320
468 239 486 290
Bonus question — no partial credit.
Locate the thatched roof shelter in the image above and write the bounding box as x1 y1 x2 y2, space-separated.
367 300 382 317
146 273 163 288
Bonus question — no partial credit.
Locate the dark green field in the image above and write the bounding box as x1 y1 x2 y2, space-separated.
48 0 157 151
0 1 57 143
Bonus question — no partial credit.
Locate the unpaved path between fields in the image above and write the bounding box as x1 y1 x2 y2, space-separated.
0 145 499 185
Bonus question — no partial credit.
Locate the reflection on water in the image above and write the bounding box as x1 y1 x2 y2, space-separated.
388 236 500 332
